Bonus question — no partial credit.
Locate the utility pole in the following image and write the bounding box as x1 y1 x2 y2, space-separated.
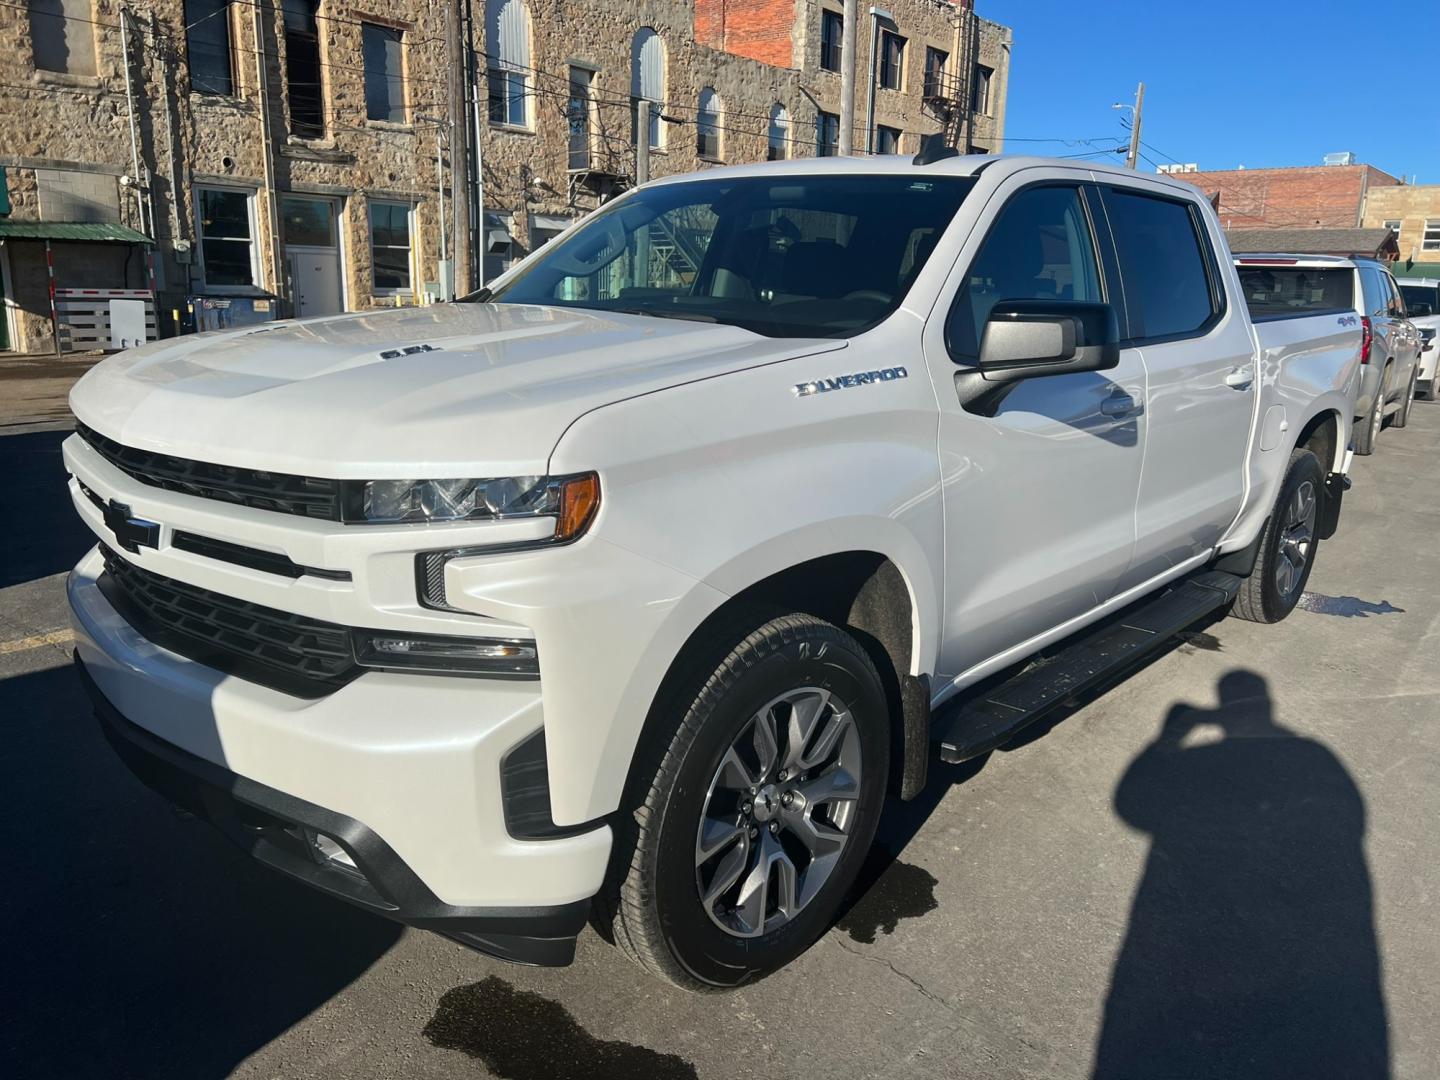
1124 82 1145 170
418 116 450 300
838 0 858 154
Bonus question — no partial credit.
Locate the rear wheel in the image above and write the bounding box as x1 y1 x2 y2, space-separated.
602 613 891 990
1393 370 1418 428
1232 447 1324 624
1353 369 1388 455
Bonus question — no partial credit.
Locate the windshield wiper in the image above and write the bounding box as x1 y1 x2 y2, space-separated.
456 286 493 304
610 307 719 324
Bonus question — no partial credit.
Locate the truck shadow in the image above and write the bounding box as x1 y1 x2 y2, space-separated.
0 427 95 590
0 663 401 1080
1091 670 1389 1079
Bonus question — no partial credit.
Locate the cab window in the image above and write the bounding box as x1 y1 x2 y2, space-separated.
945 184 1101 363
1104 189 1217 342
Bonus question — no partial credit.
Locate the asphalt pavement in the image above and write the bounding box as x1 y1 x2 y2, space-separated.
2 401 1436 1079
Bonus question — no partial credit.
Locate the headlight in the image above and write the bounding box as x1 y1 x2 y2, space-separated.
343 472 600 536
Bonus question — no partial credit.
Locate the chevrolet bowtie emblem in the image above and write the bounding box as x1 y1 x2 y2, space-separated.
103 500 161 554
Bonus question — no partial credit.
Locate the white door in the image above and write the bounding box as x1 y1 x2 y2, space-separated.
289 249 342 318
281 194 344 318
921 177 1148 681
1097 185 1256 591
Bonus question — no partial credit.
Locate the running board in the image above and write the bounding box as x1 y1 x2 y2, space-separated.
937 570 1244 764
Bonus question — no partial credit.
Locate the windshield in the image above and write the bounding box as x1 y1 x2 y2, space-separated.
478 174 974 338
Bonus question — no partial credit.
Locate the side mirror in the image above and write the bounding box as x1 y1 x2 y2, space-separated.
978 300 1120 380
955 299 1120 413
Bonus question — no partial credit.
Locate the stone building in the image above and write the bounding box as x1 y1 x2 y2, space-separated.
0 0 1010 354
1359 183 1440 280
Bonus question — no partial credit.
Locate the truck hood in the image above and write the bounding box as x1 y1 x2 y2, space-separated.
70 303 845 477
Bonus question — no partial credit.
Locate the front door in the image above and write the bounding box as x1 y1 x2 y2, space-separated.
289 249 342 318
281 194 343 318
922 175 1148 682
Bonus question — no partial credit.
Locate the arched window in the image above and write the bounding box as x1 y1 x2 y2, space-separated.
767 103 789 161
697 88 722 160
631 28 666 149
486 0 531 128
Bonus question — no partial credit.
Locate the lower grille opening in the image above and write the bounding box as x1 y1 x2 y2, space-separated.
97 545 360 698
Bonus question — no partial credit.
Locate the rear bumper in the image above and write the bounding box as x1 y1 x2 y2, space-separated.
78 655 591 966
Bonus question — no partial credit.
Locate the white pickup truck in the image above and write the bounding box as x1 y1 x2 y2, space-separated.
66 153 1360 989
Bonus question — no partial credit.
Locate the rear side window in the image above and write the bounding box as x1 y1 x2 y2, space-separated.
945 184 1102 362
1359 267 1388 317
1104 189 1217 341
1400 284 1439 314
1236 266 1354 318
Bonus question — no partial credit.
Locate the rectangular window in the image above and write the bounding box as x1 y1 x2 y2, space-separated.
370 201 412 292
816 110 840 157
362 23 406 123
29 0 96 76
1235 265 1354 318
283 0 324 138
972 64 993 116
876 125 902 155
567 67 594 171
281 195 336 247
879 31 905 91
1105 189 1218 341
185 0 234 96
1424 218 1440 252
820 10 843 73
1382 219 1401 241
923 47 948 99
489 68 527 127
197 187 255 287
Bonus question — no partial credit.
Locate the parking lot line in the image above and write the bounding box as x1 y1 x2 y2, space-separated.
0 628 75 656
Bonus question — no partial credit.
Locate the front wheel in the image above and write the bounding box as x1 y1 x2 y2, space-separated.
1231 447 1324 624
601 613 891 990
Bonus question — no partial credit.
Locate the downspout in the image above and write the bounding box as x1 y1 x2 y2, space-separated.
252 2 286 308
118 7 147 236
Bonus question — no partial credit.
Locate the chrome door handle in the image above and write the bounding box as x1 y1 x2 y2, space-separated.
1100 392 1136 417
1225 366 1254 389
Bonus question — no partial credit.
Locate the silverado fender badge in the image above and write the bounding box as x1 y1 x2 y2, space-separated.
793 366 908 397
103 500 161 554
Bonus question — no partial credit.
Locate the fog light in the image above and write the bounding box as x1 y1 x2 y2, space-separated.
353 631 539 676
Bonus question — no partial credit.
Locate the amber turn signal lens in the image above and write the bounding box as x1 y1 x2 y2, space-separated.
556 472 601 541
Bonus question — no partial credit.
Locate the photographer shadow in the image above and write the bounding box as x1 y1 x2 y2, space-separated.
1092 670 1389 1079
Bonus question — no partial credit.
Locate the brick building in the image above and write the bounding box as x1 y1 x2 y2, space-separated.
0 0 1010 354
1180 163 1402 232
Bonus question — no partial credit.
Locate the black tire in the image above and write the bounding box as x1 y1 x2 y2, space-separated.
1392 370 1418 428
1232 447 1325 624
1353 368 1387 455
600 612 891 990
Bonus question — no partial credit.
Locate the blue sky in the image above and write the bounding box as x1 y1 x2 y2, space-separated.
993 0 1440 181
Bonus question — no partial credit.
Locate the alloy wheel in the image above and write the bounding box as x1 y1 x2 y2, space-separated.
694 687 863 938
1274 479 1317 599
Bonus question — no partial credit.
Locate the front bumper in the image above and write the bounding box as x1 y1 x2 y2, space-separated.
69 547 613 965
78 656 590 965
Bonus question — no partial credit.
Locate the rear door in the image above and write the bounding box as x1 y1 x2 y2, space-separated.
1099 184 1258 590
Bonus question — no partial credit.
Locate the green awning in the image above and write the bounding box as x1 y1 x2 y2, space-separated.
0 221 152 243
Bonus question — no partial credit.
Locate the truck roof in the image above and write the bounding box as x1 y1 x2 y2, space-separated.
645 152 1206 198
1233 253 1359 269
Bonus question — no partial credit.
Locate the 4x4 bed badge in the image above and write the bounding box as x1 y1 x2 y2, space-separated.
793 366 908 397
